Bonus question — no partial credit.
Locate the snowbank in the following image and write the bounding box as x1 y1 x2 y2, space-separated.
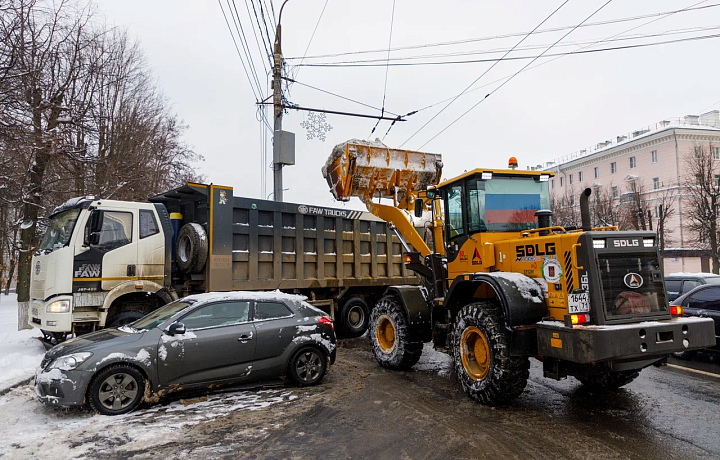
0 294 45 392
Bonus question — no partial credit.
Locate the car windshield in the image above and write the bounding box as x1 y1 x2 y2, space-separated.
466 175 550 232
39 209 81 251
130 301 194 331
703 277 720 284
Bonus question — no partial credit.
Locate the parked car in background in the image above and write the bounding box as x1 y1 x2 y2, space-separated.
670 284 720 359
35 292 336 415
664 273 720 302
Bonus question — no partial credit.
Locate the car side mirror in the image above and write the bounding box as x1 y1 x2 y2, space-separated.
89 210 104 233
414 198 423 218
87 232 100 246
166 322 186 335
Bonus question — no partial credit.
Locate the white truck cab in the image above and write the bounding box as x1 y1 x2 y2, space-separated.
29 197 176 341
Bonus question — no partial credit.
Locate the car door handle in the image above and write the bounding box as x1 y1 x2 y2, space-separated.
238 332 253 342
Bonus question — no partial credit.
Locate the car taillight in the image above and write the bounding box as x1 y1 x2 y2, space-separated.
318 316 334 331
670 305 683 316
570 314 590 325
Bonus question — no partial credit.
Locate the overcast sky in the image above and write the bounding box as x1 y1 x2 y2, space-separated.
95 0 720 210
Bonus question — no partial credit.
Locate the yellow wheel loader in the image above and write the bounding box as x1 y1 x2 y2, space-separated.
323 139 716 405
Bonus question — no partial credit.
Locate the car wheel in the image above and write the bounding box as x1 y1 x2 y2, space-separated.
289 347 327 386
106 310 145 329
672 350 697 360
88 364 145 415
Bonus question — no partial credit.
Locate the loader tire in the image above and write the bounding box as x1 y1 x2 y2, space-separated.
452 302 529 405
576 370 640 391
369 295 422 369
176 223 208 274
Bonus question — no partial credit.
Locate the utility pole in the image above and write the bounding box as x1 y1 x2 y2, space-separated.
272 0 295 202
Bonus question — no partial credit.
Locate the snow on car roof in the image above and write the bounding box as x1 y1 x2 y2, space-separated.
183 290 308 304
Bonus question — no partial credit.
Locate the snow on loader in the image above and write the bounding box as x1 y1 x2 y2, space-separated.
323 139 716 405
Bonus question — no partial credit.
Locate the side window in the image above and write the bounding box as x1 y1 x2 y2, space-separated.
89 211 133 251
181 301 250 329
687 287 718 309
682 280 701 293
466 179 486 234
254 302 293 320
446 185 465 238
140 210 159 239
665 280 681 294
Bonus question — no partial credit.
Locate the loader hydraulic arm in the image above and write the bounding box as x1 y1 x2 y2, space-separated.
322 139 443 257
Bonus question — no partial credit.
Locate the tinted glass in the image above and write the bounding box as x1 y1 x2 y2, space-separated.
703 277 720 285
598 253 667 317
131 301 193 331
665 280 681 293
140 210 159 239
687 287 720 311
92 211 132 251
683 280 702 292
40 209 81 251
254 302 293 320
182 301 251 329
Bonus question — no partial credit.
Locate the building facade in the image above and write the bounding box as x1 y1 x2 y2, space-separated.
537 111 720 273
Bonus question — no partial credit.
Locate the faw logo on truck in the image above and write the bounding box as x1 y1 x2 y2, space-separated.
297 205 363 220
74 263 101 278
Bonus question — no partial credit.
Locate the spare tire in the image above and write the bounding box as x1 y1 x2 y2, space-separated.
176 223 208 273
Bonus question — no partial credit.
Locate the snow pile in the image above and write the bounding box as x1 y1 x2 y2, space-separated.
0 294 45 392
0 384 299 459
491 272 544 303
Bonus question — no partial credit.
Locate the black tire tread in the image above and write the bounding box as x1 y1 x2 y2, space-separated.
369 295 423 369
106 310 145 328
338 296 370 338
452 301 529 406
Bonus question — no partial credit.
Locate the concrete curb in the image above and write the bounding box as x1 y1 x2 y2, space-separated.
0 376 34 397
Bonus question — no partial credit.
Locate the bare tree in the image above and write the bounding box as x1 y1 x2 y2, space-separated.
591 183 621 227
683 143 720 273
651 185 677 252
551 185 580 228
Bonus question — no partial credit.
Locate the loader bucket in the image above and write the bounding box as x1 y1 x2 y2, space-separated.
322 139 443 207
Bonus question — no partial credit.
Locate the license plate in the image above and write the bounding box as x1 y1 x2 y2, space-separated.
568 292 590 313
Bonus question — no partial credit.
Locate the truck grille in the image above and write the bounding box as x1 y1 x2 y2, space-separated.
596 253 667 319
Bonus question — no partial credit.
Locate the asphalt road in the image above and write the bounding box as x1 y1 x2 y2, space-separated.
1 339 718 459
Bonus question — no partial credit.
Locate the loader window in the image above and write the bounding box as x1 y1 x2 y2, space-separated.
466 176 550 232
446 185 464 238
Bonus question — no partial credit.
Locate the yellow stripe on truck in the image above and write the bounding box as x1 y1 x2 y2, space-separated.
73 276 164 282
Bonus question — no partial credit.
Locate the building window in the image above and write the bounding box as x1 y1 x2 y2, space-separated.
569 174 573 185
569 195 574 206
651 150 657 163
696 174 702 185
715 175 720 187
654 205 660 218
611 162 617 174
611 186 618 198
653 177 659 190
551 179 555 189
578 171 583 182
560 177 564 187
594 167 599 179
629 156 636 168
714 147 720 160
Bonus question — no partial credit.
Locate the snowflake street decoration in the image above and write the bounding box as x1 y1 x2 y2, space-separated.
300 112 333 141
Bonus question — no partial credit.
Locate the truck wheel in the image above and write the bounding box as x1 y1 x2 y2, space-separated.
452 302 529 405
339 296 370 338
576 370 640 390
369 295 422 369
106 310 145 328
88 364 145 415
176 223 208 274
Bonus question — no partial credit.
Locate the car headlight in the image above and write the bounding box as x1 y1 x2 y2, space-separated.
46 300 70 313
48 352 93 371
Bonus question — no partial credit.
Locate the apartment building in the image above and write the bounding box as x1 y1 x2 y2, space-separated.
536 111 720 273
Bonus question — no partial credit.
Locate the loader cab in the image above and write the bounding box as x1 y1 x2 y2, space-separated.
433 169 553 261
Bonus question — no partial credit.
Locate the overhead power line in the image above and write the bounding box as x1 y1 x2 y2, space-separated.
400 0 572 148
228 0 266 98
286 3 720 61
417 0 615 150
293 0 330 81
369 0 397 138
284 77 402 117
247 0 273 68
217 0 261 102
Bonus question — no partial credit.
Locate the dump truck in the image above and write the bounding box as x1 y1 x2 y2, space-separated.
323 139 717 404
27 183 416 345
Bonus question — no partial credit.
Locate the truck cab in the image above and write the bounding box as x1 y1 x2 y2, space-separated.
29 197 174 341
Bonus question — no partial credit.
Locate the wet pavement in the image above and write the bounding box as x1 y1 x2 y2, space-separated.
1 338 718 459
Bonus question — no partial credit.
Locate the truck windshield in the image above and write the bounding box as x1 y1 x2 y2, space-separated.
39 209 81 252
130 300 194 331
466 176 550 232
